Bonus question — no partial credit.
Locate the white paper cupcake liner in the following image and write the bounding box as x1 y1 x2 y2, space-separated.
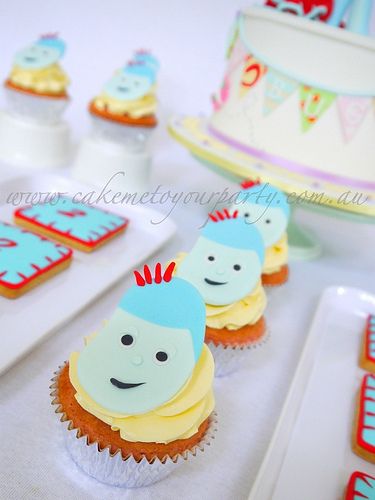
91 115 154 152
207 328 270 377
50 365 217 488
5 87 69 124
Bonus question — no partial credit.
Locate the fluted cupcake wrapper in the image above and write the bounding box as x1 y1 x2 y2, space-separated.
207 328 270 377
50 365 217 488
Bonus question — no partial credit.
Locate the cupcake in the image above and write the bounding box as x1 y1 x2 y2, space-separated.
4 33 70 123
233 180 291 287
50 262 215 487
175 209 267 376
88 50 159 151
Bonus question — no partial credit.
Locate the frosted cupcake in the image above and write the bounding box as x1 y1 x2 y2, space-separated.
50 262 215 487
233 180 291 287
4 34 70 123
89 51 158 150
175 210 267 376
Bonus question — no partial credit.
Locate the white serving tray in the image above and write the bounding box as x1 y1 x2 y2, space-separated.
249 286 375 500
0 174 176 375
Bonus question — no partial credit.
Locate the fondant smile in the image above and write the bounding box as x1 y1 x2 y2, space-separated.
25 56 36 62
110 378 145 389
204 278 227 286
117 86 129 92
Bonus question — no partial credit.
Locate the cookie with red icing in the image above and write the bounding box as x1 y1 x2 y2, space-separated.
14 197 129 252
359 315 375 374
345 471 375 500
0 222 72 299
353 373 375 464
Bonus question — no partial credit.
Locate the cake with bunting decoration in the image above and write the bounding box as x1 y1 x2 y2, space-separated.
50 262 215 487
173 209 267 376
169 0 375 217
233 179 290 286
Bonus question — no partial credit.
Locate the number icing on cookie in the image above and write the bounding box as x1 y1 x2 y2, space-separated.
15 198 128 246
346 471 375 500
0 222 72 287
366 315 375 362
358 374 375 452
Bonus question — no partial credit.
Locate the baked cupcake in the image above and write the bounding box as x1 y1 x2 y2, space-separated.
89 50 158 151
233 180 291 287
50 262 215 487
175 209 267 376
4 33 70 123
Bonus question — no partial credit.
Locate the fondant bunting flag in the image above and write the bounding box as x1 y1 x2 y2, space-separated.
239 54 267 98
337 95 371 143
300 85 336 132
263 69 298 115
227 37 247 76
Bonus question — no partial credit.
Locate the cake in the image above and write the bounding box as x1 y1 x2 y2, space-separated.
0 222 72 298
233 179 290 286
359 315 375 373
174 209 267 376
50 262 215 487
14 197 129 252
345 471 375 500
169 1 375 217
353 373 375 464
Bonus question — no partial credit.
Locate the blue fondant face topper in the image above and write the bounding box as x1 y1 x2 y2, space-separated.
14 34 66 70
233 180 290 247
76 263 206 415
176 211 265 306
103 61 156 101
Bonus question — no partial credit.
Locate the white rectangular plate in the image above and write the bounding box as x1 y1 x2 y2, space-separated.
0 174 176 375
249 286 375 500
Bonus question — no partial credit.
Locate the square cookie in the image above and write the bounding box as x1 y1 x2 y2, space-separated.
14 198 129 252
0 222 73 299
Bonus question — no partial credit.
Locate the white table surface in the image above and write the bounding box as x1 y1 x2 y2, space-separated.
0 1 375 499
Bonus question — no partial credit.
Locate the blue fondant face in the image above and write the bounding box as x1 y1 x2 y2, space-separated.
0 222 70 285
237 203 288 247
77 309 196 414
18 197 127 244
177 236 262 306
104 72 152 101
14 44 60 69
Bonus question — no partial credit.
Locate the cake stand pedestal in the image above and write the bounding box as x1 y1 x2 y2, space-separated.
0 110 71 168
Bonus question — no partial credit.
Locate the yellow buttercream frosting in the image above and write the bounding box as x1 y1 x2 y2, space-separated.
69 344 214 444
173 252 266 330
263 232 288 275
93 90 157 118
8 64 69 95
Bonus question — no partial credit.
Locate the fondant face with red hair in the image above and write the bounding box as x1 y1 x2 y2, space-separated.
76 263 206 415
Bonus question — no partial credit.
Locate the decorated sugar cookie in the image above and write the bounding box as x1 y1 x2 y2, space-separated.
175 209 267 376
89 51 159 128
5 34 69 98
0 222 72 299
359 315 375 373
353 373 375 464
51 262 215 486
14 197 129 252
345 471 375 500
234 180 290 286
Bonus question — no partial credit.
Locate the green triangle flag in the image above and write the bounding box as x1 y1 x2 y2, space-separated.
300 86 336 132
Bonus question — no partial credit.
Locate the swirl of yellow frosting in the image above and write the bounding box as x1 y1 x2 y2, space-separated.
263 232 288 275
8 64 69 95
93 90 157 118
173 252 266 330
69 343 214 444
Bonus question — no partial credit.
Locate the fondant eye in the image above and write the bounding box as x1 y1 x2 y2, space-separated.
207 255 215 262
233 264 241 271
244 213 250 217
155 351 168 364
265 219 271 224
121 334 134 346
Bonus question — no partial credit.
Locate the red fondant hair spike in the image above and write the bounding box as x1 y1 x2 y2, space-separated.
208 209 238 223
40 32 59 40
241 178 261 189
134 262 176 287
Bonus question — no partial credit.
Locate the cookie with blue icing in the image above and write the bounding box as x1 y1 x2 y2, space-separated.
353 373 375 464
345 471 375 500
14 198 129 252
360 315 375 374
0 222 72 298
